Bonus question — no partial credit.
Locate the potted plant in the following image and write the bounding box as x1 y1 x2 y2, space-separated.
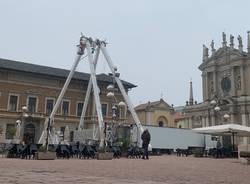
116 138 130 157
193 148 204 157
96 149 114 160
35 118 56 160
35 145 56 160
96 141 113 160
239 151 250 164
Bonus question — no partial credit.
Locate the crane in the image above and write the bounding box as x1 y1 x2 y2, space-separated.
38 35 144 150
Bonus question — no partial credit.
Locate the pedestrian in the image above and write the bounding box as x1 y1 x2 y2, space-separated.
216 139 222 158
141 129 151 159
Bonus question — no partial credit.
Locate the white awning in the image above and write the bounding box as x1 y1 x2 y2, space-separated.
192 124 250 137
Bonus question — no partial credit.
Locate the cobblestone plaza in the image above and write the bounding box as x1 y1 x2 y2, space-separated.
0 156 250 184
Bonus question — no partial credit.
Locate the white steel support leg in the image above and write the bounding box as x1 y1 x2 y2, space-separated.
50 54 82 122
100 45 144 146
100 45 116 75
39 45 84 144
86 43 105 148
78 46 100 130
115 77 144 145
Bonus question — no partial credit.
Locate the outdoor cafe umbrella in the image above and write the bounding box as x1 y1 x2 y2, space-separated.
192 123 250 150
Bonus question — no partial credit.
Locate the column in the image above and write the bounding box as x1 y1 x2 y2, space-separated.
205 116 210 127
213 71 217 93
188 117 193 129
240 66 245 95
202 117 206 127
202 74 206 101
242 113 248 144
205 73 209 100
146 111 151 125
211 115 215 126
229 106 235 123
231 68 236 96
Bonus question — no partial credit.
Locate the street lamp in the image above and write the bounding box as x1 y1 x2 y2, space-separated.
107 92 114 98
22 106 28 112
107 84 114 91
214 106 221 112
209 97 231 126
106 79 127 146
118 101 126 107
210 100 217 106
223 113 230 122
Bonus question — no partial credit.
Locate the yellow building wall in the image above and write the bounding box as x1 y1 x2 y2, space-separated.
151 110 175 127
136 111 146 125
131 109 175 127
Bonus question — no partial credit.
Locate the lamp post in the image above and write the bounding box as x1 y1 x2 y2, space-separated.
15 105 28 143
106 80 126 147
45 117 51 152
209 97 230 126
209 97 236 151
223 113 230 122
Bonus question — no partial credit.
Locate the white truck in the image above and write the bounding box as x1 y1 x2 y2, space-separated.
131 125 216 153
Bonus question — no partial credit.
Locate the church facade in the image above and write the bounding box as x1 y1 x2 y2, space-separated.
132 98 175 128
184 31 250 144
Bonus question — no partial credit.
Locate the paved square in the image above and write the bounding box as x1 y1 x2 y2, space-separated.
0 156 249 184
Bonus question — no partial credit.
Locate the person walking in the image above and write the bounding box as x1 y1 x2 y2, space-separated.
141 129 151 159
216 139 222 158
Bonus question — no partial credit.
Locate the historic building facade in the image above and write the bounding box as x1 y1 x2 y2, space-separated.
131 98 175 127
184 32 250 144
0 58 135 144
174 106 189 129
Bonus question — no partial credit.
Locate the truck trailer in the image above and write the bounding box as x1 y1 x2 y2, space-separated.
131 125 217 154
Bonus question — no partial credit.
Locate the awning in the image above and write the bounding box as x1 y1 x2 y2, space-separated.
192 124 250 137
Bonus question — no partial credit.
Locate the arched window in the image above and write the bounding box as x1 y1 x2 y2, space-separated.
156 116 168 127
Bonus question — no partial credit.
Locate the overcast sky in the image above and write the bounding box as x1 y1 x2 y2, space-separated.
0 0 249 106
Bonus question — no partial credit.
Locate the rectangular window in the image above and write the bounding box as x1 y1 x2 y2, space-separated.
70 131 74 142
9 95 18 111
62 101 69 116
46 99 54 115
115 105 120 118
60 127 65 140
101 104 108 117
28 97 37 113
119 107 125 118
5 124 15 139
77 102 83 117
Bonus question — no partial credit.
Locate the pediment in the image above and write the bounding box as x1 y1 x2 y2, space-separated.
212 47 245 59
135 99 173 111
199 47 247 70
150 100 172 110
